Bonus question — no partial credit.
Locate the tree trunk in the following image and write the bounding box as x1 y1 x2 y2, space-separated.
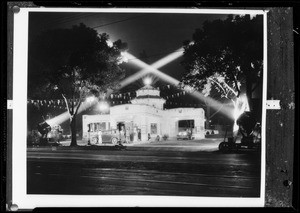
206 104 211 129
70 115 77 146
232 100 239 138
246 77 253 111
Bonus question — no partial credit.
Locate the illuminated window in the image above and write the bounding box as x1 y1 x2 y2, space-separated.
94 122 106 131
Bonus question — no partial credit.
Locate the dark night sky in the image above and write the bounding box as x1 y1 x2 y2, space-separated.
28 12 228 89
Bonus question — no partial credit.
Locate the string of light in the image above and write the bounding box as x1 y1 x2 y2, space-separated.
27 99 208 110
27 88 194 104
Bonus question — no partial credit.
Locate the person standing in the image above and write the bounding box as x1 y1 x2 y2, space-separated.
133 127 138 142
97 129 102 144
120 126 125 144
125 127 130 143
138 129 141 141
87 124 91 145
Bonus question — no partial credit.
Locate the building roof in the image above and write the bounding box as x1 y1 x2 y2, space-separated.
138 85 159 91
134 95 164 99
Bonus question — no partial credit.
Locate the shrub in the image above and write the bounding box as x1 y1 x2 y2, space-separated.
27 130 41 146
162 134 169 141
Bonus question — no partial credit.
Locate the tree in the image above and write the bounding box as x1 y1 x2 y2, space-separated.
28 23 128 146
180 15 263 134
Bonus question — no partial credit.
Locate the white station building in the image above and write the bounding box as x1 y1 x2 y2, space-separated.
82 85 205 142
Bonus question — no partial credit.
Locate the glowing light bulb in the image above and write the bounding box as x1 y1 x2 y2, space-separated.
98 102 109 112
86 96 95 103
143 77 152 86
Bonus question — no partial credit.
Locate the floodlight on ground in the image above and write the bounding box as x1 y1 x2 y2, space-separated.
37 121 51 135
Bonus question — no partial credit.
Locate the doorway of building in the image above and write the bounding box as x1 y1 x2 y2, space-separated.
117 122 125 131
178 120 195 139
116 122 125 142
117 121 135 142
125 121 134 142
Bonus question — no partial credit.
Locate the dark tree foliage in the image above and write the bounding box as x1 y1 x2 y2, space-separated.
28 23 128 146
181 15 263 109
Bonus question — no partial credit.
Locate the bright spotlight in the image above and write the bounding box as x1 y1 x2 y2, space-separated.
143 77 152 86
86 96 95 103
233 95 248 121
232 94 250 135
106 40 113 48
119 52 129 64
241 94 250 112
98 101 109 112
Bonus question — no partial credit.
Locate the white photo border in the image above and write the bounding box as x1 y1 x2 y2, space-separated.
12 8 268 209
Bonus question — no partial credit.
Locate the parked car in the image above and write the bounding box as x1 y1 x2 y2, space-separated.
177 130 193 140
102 129 119 144
90 129 119 145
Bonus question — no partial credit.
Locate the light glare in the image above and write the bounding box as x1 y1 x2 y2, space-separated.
42 49 238 128
86 96 95 102
143 77 152 85
98 102 109 112
106 40 113 47
121 52 235 120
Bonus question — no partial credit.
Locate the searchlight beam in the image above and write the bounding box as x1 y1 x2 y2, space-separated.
45 48 235 126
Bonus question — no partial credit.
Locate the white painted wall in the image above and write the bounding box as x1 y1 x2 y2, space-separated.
82 114 111 140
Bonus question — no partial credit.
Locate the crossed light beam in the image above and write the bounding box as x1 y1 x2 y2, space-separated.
46 48 187 126
119 48 185 88
46 47 234 126
121 51 234 119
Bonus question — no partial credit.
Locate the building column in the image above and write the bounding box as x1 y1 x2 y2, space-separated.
140 116 147 141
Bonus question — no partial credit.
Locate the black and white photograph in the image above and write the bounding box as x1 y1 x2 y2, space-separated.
11 8 269 208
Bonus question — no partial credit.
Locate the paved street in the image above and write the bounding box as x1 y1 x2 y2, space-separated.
27 139 261 197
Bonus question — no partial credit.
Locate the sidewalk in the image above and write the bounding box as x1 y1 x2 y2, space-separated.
28 138 223 153
58 139 153 147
